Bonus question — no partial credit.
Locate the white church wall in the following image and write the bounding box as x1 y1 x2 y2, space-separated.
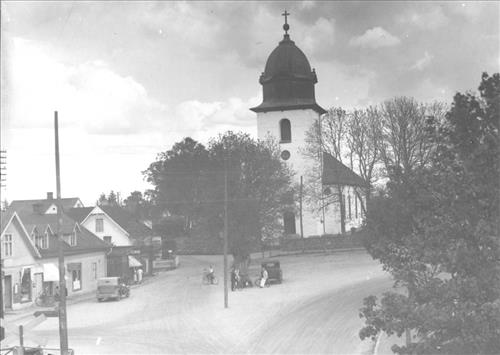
257 108 325 238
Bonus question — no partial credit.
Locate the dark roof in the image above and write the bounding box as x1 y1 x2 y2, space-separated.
14 210 109 258
251 33 326 115
322 152 368 187
99 206 154 240
10 197 83 214
1 210 41 258
66 207 94 223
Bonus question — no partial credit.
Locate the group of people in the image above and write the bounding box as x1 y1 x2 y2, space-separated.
230 265 268 290
133 267 144 284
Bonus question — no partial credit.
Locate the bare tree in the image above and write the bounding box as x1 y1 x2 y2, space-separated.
302 107 351 233
378 97 446 180
345 108 383 213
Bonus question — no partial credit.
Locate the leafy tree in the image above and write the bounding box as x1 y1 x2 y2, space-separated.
144 132 294 264
143 137 211 232
97 191 121 206
123 190 154 220
207 131 294 264
359 73 500 354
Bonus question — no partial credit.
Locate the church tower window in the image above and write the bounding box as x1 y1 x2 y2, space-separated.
280 119 292 143
283 211 296 235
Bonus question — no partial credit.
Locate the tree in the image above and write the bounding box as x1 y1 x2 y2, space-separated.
123 190 154 220
97 191 121 206
143 137 211 232
144 132 294 265
207 131 294 264
359 73 500 354
303 107 382 232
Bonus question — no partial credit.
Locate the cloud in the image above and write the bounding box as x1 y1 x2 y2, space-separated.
349 27 401 49
397 6 449 30
173 96 259 143
3 37 168 135
301 17 335 57
411 51 434 71
449 2 484 22
300 1 316 10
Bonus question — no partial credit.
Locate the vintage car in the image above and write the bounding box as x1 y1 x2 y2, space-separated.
96 277 130 302
261 260 283 284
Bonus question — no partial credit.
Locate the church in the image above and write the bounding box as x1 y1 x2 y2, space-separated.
250 12 367 238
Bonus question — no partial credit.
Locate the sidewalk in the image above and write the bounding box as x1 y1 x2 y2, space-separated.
3 275 156 325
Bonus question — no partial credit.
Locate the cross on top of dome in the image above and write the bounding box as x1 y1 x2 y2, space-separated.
282 10 290 36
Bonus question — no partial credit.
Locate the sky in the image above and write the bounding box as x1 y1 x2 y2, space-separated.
1 1 499 206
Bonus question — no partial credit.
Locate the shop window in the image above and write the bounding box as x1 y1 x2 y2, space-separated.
96 218 104 233
3 234 13 256
68 263 82 291
280 119 291 143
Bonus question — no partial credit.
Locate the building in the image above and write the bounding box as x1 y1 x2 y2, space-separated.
67 205 159 279
8 196 109 299
9 193 84 215
251 14 366 237
1 210 42 310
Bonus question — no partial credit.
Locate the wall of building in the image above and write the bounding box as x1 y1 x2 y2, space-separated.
257 108 330 237
82 208 131 246
42 251 107 297
1 217 40 310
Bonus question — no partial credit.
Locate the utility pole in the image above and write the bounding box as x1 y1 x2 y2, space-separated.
55 111 69 354
300 176 304 253
223 157 229 309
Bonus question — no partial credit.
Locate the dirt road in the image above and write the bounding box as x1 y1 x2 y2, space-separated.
22 251 392 354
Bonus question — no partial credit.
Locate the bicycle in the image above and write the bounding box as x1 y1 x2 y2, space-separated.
202 270 218 285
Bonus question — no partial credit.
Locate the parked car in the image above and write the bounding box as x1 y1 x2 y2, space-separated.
261 260 283 284
96 277 130 302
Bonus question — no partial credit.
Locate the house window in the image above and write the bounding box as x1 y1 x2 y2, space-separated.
36 233 49 249
355 195 358 219
103 236 112 244
348 195 352 220
91 262 97 280
68 233 75 246
3 234 13 257
95 218 104 233
283 211 296 235
279 119 291 143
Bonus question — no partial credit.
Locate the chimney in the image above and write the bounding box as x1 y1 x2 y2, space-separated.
47 192 53 200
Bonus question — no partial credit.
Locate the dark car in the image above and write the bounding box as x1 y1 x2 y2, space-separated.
96 277 130 302
262 260 283 284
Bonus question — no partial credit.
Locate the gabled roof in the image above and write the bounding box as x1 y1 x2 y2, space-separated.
65 207 94 223
12 210 109 258
1 209 41 258
10 197 83 214
322 152 368 187
99 206 154 240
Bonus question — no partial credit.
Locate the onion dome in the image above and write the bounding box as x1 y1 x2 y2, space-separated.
251 12 326 114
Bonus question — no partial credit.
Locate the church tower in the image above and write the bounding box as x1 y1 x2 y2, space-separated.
251 12 327 237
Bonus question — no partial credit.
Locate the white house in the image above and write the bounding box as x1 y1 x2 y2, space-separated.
1 211 42 310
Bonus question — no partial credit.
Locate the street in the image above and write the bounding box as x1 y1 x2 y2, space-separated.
20 251 392 354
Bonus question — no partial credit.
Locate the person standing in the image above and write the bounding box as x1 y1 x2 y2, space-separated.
137 267 143 284
260 266 268 288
